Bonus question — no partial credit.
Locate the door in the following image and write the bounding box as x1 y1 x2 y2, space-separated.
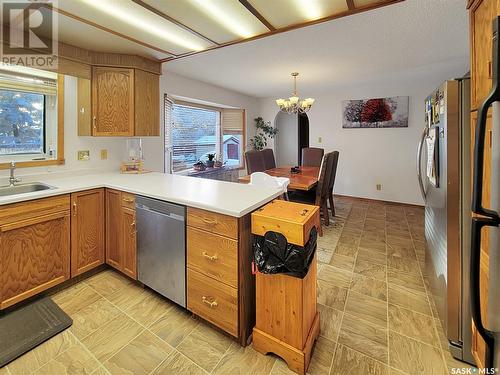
122 207 137 279
106 189 122 271
71 189 105 276
0 212 70 309
92 67 134 136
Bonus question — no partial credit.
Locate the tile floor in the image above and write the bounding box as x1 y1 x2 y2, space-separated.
0 197 478 375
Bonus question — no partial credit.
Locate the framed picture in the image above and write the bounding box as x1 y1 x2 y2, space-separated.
342 96 409 128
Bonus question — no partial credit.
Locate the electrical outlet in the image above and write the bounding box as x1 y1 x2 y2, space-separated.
318 136 322 143
376 184 382 191
77 150 90 161
100 149 108 160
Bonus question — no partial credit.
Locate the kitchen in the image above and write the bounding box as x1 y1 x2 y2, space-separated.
0 1 497 375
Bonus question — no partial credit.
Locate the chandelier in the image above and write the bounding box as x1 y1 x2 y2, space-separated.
276 72 315 114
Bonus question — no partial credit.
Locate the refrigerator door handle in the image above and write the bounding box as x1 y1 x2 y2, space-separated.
416 126 428 201
470 217 499 369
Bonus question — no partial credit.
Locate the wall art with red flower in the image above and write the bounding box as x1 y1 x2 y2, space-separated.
342 96 409 128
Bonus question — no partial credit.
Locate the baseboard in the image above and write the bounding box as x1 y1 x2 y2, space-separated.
333 193 425 208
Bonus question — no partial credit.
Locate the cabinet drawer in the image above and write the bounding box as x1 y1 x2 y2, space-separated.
187 227 238 287
0 195 70 225
187 207 238 239
187 269 238 337
121 192 135 209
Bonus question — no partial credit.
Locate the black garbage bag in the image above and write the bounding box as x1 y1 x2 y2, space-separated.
253 227 317 279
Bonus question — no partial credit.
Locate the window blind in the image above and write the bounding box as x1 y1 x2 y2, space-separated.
0 70 57 95
221 109 244 133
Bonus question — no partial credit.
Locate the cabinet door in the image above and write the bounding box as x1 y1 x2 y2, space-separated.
92 67 134 136
135 69 160 136
0 212 70 309
71 189 105 276
106 189 122 271
470 111 492 368
77 77 91 136
470 0 500 110
121 208 137 279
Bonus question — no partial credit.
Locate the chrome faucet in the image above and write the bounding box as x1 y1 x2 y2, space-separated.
9 161 21 186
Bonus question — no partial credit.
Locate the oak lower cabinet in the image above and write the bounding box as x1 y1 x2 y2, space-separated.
105 189 137 279
186 207 254 345
71 189 105 276
0 195 71 309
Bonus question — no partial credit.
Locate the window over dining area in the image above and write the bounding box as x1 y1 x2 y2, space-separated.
0 65 63 168
164 97 245 173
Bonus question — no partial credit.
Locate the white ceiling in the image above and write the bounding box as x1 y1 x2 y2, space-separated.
164 0 469 98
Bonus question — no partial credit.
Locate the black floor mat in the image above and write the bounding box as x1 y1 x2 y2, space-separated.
0 297 72 368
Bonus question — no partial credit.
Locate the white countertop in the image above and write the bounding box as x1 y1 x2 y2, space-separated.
0 172 283 217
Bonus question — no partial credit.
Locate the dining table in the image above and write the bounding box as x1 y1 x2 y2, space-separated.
238 166 320 191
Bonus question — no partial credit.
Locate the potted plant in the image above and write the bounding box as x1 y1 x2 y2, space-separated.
249 117 278 151
193 161 206 171
206 153 216 168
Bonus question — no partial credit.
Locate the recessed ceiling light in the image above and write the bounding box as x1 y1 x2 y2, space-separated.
80 0 205 51
190 0 254 38
295 0 323 21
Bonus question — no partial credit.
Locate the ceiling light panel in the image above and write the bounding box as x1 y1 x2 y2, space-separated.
354 0 388 7
142 0 268 44
248 0 348 28
57 0 213 55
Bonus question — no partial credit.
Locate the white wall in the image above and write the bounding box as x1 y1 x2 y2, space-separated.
258 60 468 205
275 112 298 166
142 71 261 172
0 75 126 180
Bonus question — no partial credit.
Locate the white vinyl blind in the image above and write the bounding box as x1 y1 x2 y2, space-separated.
221 109 244 133
0 70 57 95
164 95 173 148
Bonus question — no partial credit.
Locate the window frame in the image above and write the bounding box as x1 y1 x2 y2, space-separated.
0 74 65 169
166 97 245 173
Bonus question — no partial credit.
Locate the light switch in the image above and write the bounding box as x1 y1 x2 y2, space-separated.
318 137 322 143
101 149 108 160
77 150 90 161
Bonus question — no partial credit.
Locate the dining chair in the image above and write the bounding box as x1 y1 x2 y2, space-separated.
261 148 276 170
245 150 266 174
301 147 324 167
328 151 340 217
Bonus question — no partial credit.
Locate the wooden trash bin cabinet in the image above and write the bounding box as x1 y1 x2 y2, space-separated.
251 200 321 375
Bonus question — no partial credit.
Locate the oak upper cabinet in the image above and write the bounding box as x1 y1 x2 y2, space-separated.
71 189 105 276
0 196 71 309
470 0 500 110
105 189 137 279
85 66 159 137
92 67 135 136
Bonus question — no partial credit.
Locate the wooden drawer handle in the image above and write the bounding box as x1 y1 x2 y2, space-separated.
488 60 493 79
202 251 218 261
122 198 134 203
202 296 218 308
201 217 217 225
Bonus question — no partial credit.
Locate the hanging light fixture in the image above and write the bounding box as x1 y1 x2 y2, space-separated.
276 72 315 114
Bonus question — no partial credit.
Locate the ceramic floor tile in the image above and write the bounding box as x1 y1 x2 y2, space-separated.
388 305 439 347
387 268 425 293
344 291 387 328
338 313 388 363
213 342 275 375
317 304 343 341
121 289 174 327
330 344 389 375
149 306 199 347
387 256 420 275
387 285 432 316
329 253 355 271
91 366 111 375
81 312 144 363
317 249 334 264
356 248 386 265
177 323 232 373
85 270 132 298
104 330 173 375
105 282 148 311
35 342 100 375
317 280 348 311
6 330 77 375
52 284 102 316
307 337 336 375
389 331 446 375
354 259 386 280
152 351 207 375
333 243 358 259
69 297 122 340
350 274 387 301
317 264 352 289
358 238 386 254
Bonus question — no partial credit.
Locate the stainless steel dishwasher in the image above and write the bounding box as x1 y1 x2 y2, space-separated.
135 196 186 307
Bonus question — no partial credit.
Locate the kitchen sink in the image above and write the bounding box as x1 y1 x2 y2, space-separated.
0 182 54 197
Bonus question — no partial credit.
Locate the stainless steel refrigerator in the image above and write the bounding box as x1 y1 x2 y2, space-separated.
417 78 475 364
